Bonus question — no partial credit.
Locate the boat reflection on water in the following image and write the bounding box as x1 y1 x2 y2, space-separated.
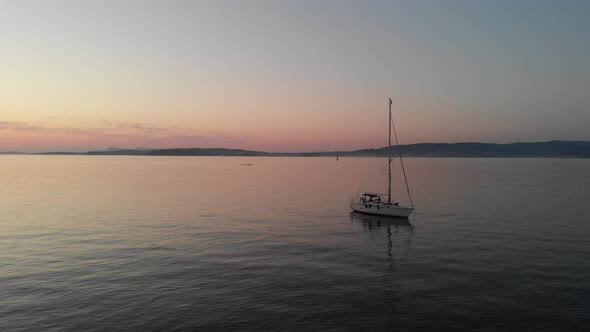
350 210 414 324
349 211 413 264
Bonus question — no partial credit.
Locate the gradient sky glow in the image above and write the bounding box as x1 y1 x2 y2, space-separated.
1 0 589 152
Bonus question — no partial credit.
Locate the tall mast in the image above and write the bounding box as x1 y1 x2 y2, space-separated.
388 98 392 204
390 98 415 208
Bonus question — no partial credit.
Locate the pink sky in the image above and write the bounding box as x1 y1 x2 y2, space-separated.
1 1 588 152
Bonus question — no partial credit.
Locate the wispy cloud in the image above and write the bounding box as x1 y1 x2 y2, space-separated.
99 120 170 135
0 121 53 133
0 119 247 151
1 119 170 136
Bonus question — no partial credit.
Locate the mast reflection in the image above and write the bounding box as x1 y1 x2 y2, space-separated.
349 211 414 327
349 211 414 264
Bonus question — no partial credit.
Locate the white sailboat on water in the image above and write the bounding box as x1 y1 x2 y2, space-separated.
350 98 414 218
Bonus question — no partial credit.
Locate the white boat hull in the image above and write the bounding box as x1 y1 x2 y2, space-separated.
350 202 414 218
349 211 412 227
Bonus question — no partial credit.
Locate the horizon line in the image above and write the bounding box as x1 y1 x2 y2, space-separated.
2 139 589 155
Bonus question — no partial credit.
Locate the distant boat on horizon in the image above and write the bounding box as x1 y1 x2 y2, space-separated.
350 98 415 218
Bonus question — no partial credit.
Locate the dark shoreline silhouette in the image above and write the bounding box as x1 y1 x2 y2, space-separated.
3 140 590 158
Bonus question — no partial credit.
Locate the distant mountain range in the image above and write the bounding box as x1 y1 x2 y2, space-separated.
344 141 590 158
2 141 590 157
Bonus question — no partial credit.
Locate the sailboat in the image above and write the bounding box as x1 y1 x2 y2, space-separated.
349 98 414 218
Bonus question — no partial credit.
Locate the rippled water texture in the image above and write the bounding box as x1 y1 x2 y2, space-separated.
1 156 589 330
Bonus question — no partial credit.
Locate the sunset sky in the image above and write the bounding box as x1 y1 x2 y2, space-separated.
1 0 589 152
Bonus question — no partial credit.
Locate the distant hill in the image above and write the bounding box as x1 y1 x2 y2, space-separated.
345 141 590 158
85 148 272 156
0 151 25 154
80 141 590 157
4 140 588 157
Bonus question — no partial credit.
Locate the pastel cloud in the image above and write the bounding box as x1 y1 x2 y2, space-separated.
0 119 246 152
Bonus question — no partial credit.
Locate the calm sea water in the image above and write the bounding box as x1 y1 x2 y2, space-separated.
1 156 589 331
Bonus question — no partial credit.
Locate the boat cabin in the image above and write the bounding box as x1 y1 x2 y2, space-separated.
359 192 399 206
360 192 385 204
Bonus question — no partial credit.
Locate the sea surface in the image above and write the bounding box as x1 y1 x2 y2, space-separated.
1 156 589 331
